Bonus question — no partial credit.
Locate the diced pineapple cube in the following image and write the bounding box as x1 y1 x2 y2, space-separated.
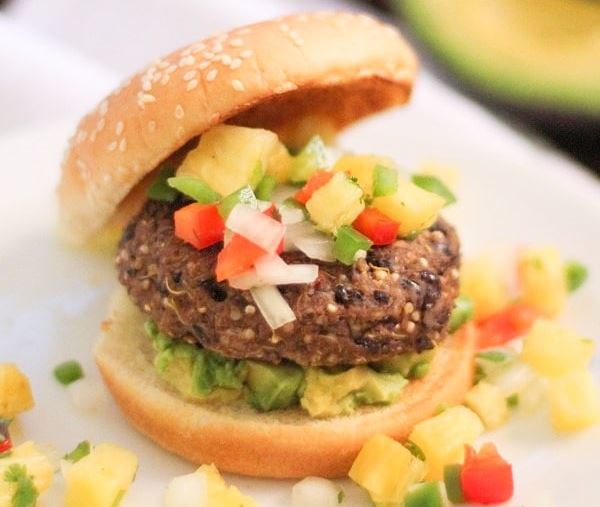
409 406 484 480
176 124 292 194
461 254 510 320
0 363 34 419
521 319 595 378
465 381 509 429
0 441 54 495
349 434 426 506
333 155 395 197
306 172 364 233
517 247 567 317
64 443 138 507
548 371 600 432
165 464 257 507
372 179 445 237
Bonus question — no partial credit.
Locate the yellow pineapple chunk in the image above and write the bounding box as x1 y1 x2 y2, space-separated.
306 172 365 233
548 371 600 432
64 443 138 507
333 154 396 197
372 179 445 237
176 124 292 193
0 363 34 419
349 434 426 506
517 247 567 317
461 254 510 320
521 319 595 378
0 441 54 497
465 381 509 429
409 406 484 480
165 464 257 507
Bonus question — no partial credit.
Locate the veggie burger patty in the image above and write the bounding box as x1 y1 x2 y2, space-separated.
116 199 460 367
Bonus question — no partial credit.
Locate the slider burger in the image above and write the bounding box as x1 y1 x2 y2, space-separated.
58 12 475 478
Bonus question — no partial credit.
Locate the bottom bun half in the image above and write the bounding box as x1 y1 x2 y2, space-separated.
95 288 476 479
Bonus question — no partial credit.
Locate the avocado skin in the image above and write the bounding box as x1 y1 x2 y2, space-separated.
245 361 305 412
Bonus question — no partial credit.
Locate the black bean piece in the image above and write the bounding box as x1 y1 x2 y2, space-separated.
415 335 434 352
172 271 182 283
366 251 391 269
373 290 390 304
334 284 351 304
201 278 228 302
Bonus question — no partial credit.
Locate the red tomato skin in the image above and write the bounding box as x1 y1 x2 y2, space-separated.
352 208 399 245
216 234 267 282
0 437 12 454
461 444 514 504
294 171 334 204
476 303 538 350
174 203 225 250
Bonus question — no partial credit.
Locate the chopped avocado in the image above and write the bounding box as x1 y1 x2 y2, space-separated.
399 0 600 115
300 366 407 418
289 136 329 184
374 349 436 378
245 361 304 411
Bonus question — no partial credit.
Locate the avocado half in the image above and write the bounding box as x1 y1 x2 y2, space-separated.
397 0 600 120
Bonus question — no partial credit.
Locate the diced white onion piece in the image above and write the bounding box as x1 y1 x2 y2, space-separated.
279 206 305 225
284 221 318 251
165 471 208 507
226 204 285 253
292 477 342 507
293 234 336 262
255 255 318 284
250 285 296 329
487 362 540 399
66 377 110 414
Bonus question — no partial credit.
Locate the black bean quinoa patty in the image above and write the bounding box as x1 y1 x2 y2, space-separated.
116 200 460 367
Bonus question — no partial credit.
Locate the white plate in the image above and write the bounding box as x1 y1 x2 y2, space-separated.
2 74 600 506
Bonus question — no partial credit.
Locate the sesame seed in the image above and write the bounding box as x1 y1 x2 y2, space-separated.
327 303 338 314
183 70 197 81
231 79 244 91
404 302 414 314
240 49 253 59
229 38 243 47
115 121 124 136
244 305 256 315
96 118 105 131
243 328 255 340
230 309 242 321
405 321 416 333
221 54 232 65
175 105 185 119
139 244 150 254
166 65 177 74
391 272 400 281
230 58 242 70
143 304 151 312
206 69 218 81
419 257 430 268
152 72 162 83
148 121 156 133
178 55 195 67
198 306 207 314
107 141 117 152
186 79 199 91
411 311 421 322
212 43 223 53
432 230 445 242
142 94 156 103
199 61 211 70
142 80 152 91
119 138 127 152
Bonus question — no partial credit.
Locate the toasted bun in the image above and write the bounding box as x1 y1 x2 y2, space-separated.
58 12 417 245
95 288 475 479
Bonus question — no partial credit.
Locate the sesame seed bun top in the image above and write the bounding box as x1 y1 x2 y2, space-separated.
57 11 418 245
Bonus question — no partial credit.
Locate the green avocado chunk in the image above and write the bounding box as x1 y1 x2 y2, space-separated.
300 366 408 418
399 0 600 115
245 361 304 412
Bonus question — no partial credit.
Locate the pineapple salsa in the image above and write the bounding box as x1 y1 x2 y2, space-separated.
139 124 458 417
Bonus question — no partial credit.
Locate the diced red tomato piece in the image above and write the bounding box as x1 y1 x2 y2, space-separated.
0 437 12 454
294 170 334 204
352 207 399 245
461 443 514 504
216 234 267 282
476 303 539 349
174 203 225 250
